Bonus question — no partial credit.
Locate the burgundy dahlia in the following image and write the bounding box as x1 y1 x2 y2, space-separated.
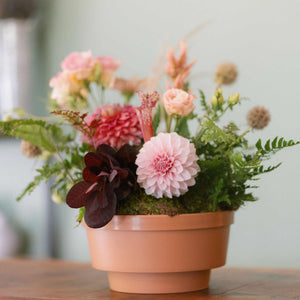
66 144 138 228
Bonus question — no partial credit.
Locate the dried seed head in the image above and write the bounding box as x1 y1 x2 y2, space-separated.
247 106 271 129
215 62 238 85
20 140 42 158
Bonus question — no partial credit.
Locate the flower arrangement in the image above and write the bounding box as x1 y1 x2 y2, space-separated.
1 43 299 229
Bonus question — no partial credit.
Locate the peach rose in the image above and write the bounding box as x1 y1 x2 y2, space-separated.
162 88 196 116
61 51 96 79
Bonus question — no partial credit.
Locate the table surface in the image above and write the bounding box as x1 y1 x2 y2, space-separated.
0 258 299 300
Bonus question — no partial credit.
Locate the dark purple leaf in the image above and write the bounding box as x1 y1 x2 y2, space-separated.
82 167 99 182
84 152 102 167
116 144 138 167
96 144 117 157
115 182 132 201
84 188 117 228
114 167 128 180
96 145 120 167
86 190 108 209
66 181 93 208
109 169 118 182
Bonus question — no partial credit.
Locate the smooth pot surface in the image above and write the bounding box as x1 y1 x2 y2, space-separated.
83 211 234 273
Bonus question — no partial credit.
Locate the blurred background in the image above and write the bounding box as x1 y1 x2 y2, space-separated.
0 0 299 267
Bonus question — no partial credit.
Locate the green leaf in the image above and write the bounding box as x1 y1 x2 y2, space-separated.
0 119 57 152
76 207 85 226
256 137 300 157
176 117 190 138
199 89 210 112
256 139 262 150
200 117 236 145
271 137 278 148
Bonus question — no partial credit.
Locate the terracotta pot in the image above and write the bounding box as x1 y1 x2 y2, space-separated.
83 211 234 294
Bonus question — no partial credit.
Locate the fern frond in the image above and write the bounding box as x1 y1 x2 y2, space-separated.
256 137 300 157
51 110 90 135
17 162 65 201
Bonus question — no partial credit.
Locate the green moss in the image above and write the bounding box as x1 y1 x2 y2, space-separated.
116 184 214 216
116 189 187 216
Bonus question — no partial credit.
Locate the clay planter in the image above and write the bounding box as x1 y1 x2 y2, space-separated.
83 211 234 294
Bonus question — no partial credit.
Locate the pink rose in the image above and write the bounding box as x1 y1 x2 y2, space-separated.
96 56 121 88
96 56 121 72
61 51 96 79
162 88 196 116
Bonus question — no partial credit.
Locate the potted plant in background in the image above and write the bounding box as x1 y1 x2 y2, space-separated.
0 42 298 294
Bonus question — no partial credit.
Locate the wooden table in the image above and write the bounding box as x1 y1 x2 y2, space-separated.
0 259 299 299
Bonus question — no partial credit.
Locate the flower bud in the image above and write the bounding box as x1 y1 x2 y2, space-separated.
228 93 240 105
51 191 64 204
20 141 42 158
211 88 224 107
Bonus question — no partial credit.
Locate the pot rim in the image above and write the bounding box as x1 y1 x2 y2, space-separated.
83 210 234 231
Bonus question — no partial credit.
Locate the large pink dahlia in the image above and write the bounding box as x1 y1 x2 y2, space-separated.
81 104 143 149
136 132 200 198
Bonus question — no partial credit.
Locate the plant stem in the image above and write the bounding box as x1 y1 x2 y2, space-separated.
100 86 105 105
166 114 173 132
123 92 133 105
173 116 181 132
48 133 75 184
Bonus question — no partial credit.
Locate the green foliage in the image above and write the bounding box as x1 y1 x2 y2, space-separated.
0 119 73 153
256 137 300 157
17 162 65 201
199 89 210 113
175 116 190 138
76 207 85 225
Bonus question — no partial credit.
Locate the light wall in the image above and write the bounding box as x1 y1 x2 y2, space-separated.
4 0 300 267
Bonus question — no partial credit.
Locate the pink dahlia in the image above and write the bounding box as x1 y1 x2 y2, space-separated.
81 104 143 149
136 132 200 198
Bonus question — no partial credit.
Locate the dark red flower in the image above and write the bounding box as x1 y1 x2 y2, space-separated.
66 144 138 228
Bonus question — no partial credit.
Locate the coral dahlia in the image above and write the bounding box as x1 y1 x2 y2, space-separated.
135 132 200 198
81 104 143 149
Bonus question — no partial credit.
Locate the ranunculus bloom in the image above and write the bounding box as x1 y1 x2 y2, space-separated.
136 132 200 198
61 51 96 79
81 104 143 149
162 88 196 116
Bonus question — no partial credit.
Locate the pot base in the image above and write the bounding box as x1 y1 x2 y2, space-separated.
108 270 211 294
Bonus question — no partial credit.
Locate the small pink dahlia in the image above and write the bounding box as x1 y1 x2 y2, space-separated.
136 132 200 198
81 104 143 149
